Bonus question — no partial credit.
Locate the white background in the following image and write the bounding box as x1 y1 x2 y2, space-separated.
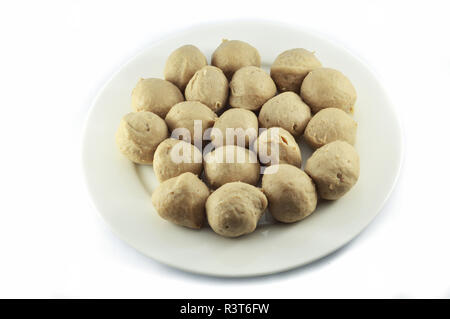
0 0 449 298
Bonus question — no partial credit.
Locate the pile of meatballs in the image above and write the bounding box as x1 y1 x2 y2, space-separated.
116 39 360 238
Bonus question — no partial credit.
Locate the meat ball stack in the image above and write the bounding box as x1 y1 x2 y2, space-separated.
115 40 360 238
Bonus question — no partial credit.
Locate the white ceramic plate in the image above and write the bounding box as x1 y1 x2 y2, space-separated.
82 21 403 277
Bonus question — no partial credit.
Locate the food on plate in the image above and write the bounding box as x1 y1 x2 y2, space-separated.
114 39 361 238
262 164 318 223
229 66 276 111
258 92 311 137
165 101 218 144
152 172 210 229
304 107 357 149
253 127 302 168
270 48 322 92
206 182 268 237
131 78 184 118
305 140 360 200
204 145 260 189
153 138 203 182
300 67 357 113
185 65 229 113
212 39 261 80
211 108 258 148
164 44 208 91
115 111 168 164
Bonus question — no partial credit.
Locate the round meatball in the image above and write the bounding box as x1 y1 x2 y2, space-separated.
300 68 357 113
211 108 258 148
259 92 311 137
153 138 203 182
262 164 317 223
229 66 277 111
204 145 260 189
164 45 207 91
151 172 210 229
206 182 268 237
305 141 360 200
211 39 261 80
115 112 168 164
270 48 322 92
165 101 218 144
304 108 357 149
131 78 184 118
253 127 302 168
185 66 228 113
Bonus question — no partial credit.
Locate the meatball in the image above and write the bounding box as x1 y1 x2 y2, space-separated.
204 145 260 189
115 111 168 164
131 78 184 118
304 108 357 149
253 127 302 168
229 66 277 111
211 39 261 80
165 101 218 144
270 48 322 92
164 44 207 91
300 68 357 113
152 172 210 229
259 92 311 138
211 108 258 148
262 164 318 223
305 140 360 200
206 182 268 237
153 138 203 182
185 65 229 113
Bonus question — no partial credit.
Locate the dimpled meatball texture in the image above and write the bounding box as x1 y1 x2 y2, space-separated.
211 108 258 148
153 138 203 182
262 164 318 223
270 48 322 92
115 111 168 164
165 101 218 144
253 127 302 168
131 78 184 118
304 108 357 149
206 182 268 237
300 68 357 113
164 45 207 91
212 39 261 80
204 145 260 189
151 172 210 229
305 141 359 200
229 66 277 111
259 92 311 137
185 66 229 113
